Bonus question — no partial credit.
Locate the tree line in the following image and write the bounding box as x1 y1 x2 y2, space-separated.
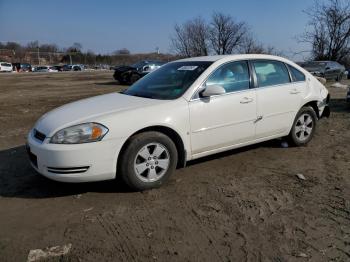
171 0 350 66
1 0 349 66
170 12 280 57
300 0 350 65
0 41 177 66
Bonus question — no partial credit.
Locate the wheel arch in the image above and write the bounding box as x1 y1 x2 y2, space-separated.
117 125 187 172
287 100 320 134
301 100 320 119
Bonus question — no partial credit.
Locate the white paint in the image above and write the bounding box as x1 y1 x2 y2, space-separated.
27 54 329 183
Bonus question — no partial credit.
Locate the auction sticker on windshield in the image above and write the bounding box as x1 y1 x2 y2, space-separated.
177 66 198 71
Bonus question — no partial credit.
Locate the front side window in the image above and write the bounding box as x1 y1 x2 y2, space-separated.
124 61 213 100
287 64 306 82
206 61 250 93
253 60 290 87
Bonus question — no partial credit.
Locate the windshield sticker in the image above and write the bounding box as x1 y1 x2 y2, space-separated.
178 66 198 71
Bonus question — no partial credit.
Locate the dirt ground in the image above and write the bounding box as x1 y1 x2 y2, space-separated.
0 71 349 262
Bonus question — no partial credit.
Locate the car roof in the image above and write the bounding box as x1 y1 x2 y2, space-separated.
177 54 291 63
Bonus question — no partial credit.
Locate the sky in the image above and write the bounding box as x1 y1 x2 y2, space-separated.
0 0 314 60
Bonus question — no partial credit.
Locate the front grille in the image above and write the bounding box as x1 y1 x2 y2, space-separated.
47 166 90 174
34 129 46 142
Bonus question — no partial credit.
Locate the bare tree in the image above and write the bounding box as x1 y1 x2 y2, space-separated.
301 0 350 61
171 17 209 57
238 34 283 56
239 35 265 54
209 12 248 54
68 42 83 53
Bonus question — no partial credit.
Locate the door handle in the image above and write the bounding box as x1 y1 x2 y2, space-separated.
290 89 301 94
240 97 254 104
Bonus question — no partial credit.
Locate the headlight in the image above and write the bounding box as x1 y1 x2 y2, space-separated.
50 123 108 144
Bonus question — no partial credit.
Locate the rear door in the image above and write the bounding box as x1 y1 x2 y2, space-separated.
252 60 304 139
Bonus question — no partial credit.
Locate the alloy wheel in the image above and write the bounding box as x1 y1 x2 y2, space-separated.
134 143 170 182
294 113 314 142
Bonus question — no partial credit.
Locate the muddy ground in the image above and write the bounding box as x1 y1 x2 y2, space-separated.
0 71 349 261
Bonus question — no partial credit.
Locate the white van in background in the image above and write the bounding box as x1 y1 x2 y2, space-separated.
0 62 13 72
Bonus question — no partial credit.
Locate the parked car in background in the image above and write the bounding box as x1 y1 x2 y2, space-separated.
72 65 83 71
62 64 72 71
62 64 83 71
51 65 64 72
34 66 59 72
12 63 32 72
301 61 345 81
0 62 13 72
27 54 330 190
113 60 165 84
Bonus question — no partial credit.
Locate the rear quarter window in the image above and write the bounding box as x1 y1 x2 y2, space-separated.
287 64 306 82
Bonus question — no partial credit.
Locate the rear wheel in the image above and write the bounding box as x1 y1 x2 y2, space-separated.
287 106 317 146
119 132 178 191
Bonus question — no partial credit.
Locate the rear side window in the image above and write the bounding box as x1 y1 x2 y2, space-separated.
252 60 290 87
1 63 11 67
287 64 306 82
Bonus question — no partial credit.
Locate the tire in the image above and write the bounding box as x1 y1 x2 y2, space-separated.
287 106 317 146
119 131 178 191
129 73 140 84
336 73 342 82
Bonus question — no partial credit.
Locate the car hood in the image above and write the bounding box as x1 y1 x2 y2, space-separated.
34 92 165 137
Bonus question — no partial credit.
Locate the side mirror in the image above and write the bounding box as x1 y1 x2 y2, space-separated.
200 84 226 98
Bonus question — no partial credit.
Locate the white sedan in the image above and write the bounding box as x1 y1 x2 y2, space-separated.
0 62 13 72
27 55 330 190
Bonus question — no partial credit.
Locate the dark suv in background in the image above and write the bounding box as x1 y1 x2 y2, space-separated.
113 60 165 84
301 61 345 81
12 63 32 72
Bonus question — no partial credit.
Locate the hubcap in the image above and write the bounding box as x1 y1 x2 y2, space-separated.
134 143 170 182
294 113 313 141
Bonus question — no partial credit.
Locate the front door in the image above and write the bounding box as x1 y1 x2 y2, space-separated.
189 61 257 155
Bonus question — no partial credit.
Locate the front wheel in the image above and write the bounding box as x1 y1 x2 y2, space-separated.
287 106 317 146
129 73 141 84
119 132 178 191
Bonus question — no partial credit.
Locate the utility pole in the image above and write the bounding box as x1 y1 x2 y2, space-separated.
37 41 40 65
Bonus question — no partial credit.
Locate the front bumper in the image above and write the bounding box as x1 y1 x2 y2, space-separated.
26 130 124 183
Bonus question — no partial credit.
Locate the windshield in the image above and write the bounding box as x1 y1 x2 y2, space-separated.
123 61 213 100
